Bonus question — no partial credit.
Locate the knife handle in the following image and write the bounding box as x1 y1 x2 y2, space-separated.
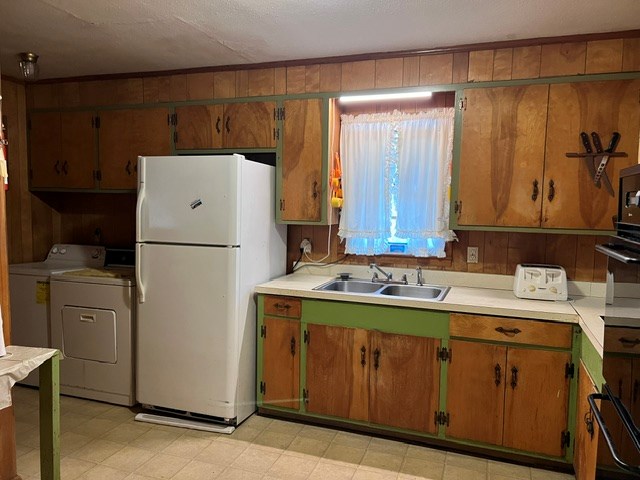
606 132 621 153
580 132 593 154
591 132 604 153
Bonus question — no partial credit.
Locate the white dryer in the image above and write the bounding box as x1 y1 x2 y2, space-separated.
50 249 136 406
9 244 105 386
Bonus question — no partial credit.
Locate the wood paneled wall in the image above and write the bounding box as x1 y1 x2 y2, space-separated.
287 225 609 282
9 33 640 268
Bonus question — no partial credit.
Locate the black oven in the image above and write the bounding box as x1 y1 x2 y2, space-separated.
593 164 640 477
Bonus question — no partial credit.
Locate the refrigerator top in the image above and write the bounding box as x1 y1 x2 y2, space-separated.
137 154 245 246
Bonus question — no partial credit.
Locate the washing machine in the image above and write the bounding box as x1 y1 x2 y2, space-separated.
50 249 136 406
9 244 106 386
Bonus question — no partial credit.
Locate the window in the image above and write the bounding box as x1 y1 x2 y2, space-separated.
337 109 456 258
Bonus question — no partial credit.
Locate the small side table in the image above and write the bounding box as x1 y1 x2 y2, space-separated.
0 346 60 480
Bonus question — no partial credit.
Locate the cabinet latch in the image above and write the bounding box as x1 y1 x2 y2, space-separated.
94 170 102 181
303 330 310 344
91 116 101 129
260 325 266 338
302 388 309 404
434 411 450 426
565 363 575 379
561 430 571 451
259 381 266 395
437 347 451 362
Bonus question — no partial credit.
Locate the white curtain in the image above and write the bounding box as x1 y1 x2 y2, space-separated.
338 108 456 257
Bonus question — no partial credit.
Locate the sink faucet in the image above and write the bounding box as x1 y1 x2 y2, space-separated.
370 263 408 285
416 267 424 286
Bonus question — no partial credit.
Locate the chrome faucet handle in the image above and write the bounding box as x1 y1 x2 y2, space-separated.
416 267 424 286
401 274 408 285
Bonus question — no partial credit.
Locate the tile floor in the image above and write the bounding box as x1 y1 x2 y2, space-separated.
12 386 575 480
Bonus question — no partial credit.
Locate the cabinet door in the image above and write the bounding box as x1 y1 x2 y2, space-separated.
281 99 323 222
261 317 300 410
59 111 96 189
574 362 600 480
223 102 276 148
503 348 571 457
99 108 171 189
305 324 369 421
543 80 640 229
457 85 549 227
369 332 440 434
29 112 63 188
175 104 224 149
446 340 506 445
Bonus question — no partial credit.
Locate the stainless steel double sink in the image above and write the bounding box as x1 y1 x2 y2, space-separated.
313 279 450 301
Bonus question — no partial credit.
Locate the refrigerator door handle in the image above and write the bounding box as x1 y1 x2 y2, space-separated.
136 243 145 303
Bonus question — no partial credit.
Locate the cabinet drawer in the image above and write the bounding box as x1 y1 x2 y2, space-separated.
264 296 301 318
450 313 572 349
604 327 640 354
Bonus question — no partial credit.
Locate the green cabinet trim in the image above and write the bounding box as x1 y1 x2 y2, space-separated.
580 330 605 390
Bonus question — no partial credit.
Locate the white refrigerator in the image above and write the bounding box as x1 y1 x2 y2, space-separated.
135 154 286 428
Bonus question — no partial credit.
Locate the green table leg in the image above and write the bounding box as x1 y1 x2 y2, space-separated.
39 352 60 480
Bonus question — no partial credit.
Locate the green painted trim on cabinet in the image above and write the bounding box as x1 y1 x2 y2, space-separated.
580 330 605 390
301 298 450 338
256 295 265 407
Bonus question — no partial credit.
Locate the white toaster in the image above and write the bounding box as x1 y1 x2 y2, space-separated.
513 264 568 301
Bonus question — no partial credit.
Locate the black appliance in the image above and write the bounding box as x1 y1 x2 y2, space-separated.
593 164 640 477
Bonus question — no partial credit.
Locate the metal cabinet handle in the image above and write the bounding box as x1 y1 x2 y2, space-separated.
510 366 518 389
373 348 380 370
274 302 291 310
125 160 133 175
619 337 640 348
225 116 230 134
548 179 555 202
215 116 221 134
494 364 502 386
54 160 61 174
312 181 318 199
532 179 539 201
290 336 296 356
360 346 366 367
495 326 521 337
62 161 69 175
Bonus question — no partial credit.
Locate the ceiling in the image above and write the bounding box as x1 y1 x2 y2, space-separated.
1 0 639 81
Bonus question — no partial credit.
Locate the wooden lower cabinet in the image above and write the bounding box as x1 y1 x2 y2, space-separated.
305 324 440 433
574 362 599 480
261 317 300 410
446 340 506 445
446 339 571 457
369 331 440 434
305 324 369 421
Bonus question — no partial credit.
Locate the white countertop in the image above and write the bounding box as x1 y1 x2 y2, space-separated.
255 269 607 356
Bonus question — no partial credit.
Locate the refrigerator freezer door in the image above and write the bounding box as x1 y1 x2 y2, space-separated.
137 155 241 246
136 243 240 419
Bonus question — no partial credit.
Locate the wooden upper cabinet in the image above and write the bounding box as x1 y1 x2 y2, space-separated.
29 112 63 188
174 102 275 149
261 317 300 410
223 102 276 148
446 340 506 445
175 104 223 150
305 324 369 421
99 107 171 190
458 85 549 227
503 347 571 457
29 111 96 189
281 98 323 222
369 332 440 434
543 79 640 229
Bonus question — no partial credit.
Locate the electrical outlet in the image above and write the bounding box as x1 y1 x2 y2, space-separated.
467 246 479 264
300 238 312 254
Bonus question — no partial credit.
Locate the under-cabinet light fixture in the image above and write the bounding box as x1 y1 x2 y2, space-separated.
338 91 432 103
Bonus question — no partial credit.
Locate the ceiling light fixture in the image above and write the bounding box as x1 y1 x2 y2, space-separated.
338 91 432 103
18 52 39 82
